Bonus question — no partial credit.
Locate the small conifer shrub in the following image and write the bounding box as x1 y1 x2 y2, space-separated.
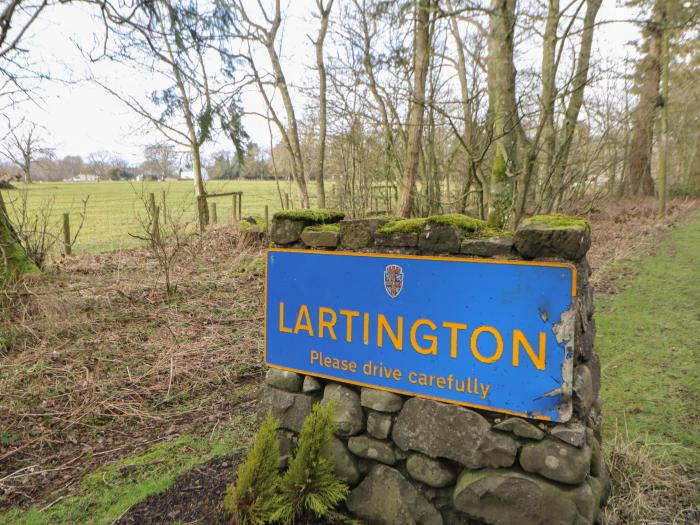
222 412 281 525
274 401 349 524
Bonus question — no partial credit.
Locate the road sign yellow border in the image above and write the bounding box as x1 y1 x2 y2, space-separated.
263 248 577 422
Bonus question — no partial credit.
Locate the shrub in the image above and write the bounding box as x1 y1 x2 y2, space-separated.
222 412 281 525
669 183 700 199
274 402 349 524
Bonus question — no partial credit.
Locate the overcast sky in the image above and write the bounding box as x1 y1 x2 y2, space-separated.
5 0 641 165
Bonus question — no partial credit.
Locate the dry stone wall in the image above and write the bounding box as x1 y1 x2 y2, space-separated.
261 212 607 525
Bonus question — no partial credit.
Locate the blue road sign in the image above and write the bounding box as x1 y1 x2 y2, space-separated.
264 249 576 422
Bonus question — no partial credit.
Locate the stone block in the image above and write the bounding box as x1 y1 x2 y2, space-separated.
302 375 323 393
406 453 457 488
340 218 390 249
573 363 594 417
549 421 587 448
270 218 306 245
519 438 592 485
330 436 361 485
514 217 591 260
348 434 397 465
346 465 444 525
578 284 595 319
392 398 517 469
575 315 596 362
453 469 597 525
265 368 302 392
361 387 404 413
257 385 317 433
300 229 339 248
367 410 393 439
460 237 514 257
419 223 462 253
374 231 420 247
276 429 296 469
492 417 544 440
322 383 364 437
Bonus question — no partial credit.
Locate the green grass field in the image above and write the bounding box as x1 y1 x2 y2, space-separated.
597 210 700 469
1 180 303 254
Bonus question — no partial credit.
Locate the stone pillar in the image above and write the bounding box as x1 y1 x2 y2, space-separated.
263 213 607 525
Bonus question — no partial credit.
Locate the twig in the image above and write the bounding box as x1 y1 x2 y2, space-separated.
39 495 65 512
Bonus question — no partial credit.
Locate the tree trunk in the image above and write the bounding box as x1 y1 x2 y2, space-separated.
314 0 333 209
536 0 559 210
486 0 518 228
191 143 209 226
658 20 669 218
0 192 38 285
625 0 664 196
396 0 432 217
266 37 310 208
547 0 602 211
448 2 484 216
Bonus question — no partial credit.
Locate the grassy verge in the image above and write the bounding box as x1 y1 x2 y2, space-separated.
0 413 255 525
597 211 700 520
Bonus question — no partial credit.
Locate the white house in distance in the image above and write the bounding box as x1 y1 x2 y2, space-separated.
64 173 99 183
179 168 208 181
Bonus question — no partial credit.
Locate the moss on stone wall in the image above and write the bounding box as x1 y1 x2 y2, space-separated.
273 209 345 223
426 214 486 231
377 214 511 241
376 218 427 235
304 224 340 233
524 214 590 233
240 216 267 230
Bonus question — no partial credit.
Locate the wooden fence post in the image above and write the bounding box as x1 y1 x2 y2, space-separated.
148 192 156 217
232 195 237 222
197 196 205 233
151 205 160 248
238 192 242 219
264 205 269 236
285 193 290 210
161 190 167 224
211 202 218 224
63 213 71 255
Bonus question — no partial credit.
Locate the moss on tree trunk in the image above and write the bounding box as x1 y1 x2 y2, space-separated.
0 193 38 286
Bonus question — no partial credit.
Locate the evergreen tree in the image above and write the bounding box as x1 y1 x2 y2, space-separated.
274 401 348 524
222 412 281 525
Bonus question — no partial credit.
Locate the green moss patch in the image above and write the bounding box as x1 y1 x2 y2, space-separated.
272 209 345 223
427 214 511 240
426 213 486 231
0 413 256 525
524 213 590 233
376 218 427 235
304 224 340 233
367 214 402 221
377 214 511 240
240 216 266 231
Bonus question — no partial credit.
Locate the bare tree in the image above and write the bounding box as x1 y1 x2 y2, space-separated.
143 142 176 181
0 123 52 183
227 0 310 208
93 0 245 226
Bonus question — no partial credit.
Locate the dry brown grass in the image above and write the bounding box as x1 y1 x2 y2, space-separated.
604 430 700 525
585 197 700 296
0 225 267 508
